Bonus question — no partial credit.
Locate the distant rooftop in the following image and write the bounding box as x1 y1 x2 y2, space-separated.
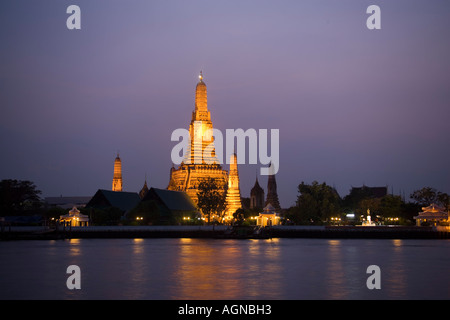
351 186 388 198
85 189 141 213
143 188 197 212
45 196 92 209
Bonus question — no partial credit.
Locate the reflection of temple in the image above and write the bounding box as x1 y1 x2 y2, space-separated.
414 203 449 226
172 238 282 299
60 206 89 226
167 73 229 204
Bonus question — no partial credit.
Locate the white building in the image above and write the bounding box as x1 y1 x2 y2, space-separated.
60 206 89 227
257 204 281 227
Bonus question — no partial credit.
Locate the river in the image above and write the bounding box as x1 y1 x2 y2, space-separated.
0 238 449 299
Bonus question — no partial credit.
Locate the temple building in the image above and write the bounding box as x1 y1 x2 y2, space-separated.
250 176 264 209
257 204 281 227
167 72 228 204
414 203 449 226
224 153 242 219
59 206 89 227
112 153 123 192
265 165 281 210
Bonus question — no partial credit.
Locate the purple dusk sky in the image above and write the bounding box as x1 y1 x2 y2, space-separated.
1 0 449 207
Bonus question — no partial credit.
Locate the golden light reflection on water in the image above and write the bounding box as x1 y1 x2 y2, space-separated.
121 238 147 299
172 238 283 299
3 238 447 299
59 238 416 299
130 239 146 280
133 238 144 254
68 239 81 257
385 239 407 298
326 239 348 299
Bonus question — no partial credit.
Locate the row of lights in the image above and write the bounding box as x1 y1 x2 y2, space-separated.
51 217 81 221
387 217 399 221
182 216 266 221
333 215 400 220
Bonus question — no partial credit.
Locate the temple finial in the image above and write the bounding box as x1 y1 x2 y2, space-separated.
199 70 203 81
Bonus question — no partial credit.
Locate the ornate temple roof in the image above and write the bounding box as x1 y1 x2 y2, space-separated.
60 206 89 222
414 203 448 220
263 203 276 212
421 203 446 213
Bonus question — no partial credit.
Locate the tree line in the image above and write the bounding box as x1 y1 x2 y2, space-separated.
286 181 449 225
1 179 448 226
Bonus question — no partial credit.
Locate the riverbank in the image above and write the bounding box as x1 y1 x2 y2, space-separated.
1 225 449 240
272 225 450 239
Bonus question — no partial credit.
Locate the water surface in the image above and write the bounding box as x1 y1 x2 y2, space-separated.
1 238 449 299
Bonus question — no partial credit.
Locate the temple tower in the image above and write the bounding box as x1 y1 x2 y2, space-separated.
182 71 220 165
139 176 149 199
168 72 228 204
250 176 264 209
265 164 281 210
225 153 242 219
112 153 123 192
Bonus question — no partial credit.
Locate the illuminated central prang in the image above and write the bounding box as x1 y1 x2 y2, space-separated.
168 72 229 205
183 70 220 165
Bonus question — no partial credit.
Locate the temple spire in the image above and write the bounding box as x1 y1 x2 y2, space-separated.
112 153 123 192
265 162 280 210
225 153 242 219
195 71 207 112
250 173 264 209
139 173 149 199
168 72 228 206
